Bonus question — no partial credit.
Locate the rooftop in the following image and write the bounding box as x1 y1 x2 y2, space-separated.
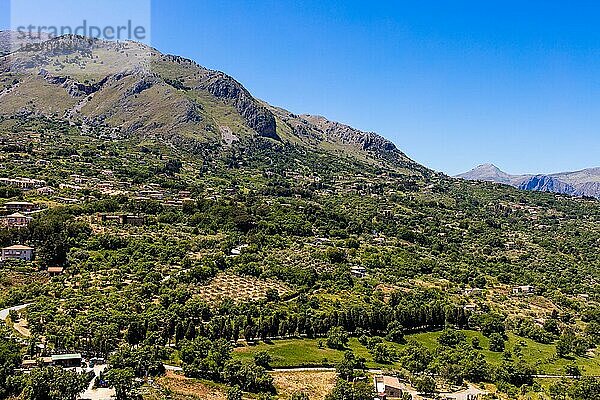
51 353 82 361
4 213 30 218
2 245 34 251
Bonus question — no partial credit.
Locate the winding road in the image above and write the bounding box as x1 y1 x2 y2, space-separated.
0 304 31 321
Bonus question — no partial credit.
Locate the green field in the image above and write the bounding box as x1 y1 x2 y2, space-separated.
233 331 600 376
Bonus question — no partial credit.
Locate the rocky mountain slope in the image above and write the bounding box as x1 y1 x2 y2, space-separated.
0 34 422 174
458 164 600 198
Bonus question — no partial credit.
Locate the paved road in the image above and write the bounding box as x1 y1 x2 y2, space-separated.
0 304 30 320
271 367 384 374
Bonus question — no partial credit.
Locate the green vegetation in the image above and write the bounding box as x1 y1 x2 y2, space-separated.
0 39 599 399
234 331 600 376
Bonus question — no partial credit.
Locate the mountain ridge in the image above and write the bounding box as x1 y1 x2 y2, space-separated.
0 33 422 175
457 163 600 198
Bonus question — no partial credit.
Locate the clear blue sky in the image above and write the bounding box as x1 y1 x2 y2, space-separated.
2 1 600 175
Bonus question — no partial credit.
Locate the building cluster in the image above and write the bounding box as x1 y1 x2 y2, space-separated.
1 201 39 229
0 177 46 191
374 374 487 400
20 353 83 370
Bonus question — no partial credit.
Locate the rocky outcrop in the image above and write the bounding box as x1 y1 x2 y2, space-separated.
573 182 600 198
518 176 576 195
197 72 279 140
300 115 398 153
39 69 106 97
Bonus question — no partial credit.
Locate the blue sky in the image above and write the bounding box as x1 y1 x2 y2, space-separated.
2 1 600 175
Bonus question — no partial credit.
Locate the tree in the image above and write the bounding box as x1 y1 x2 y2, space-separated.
327 326 349 350
20 367 91 400
223 360 275 393
437 329 466 348
489 333 506 352
325 379 373 400
372 343 394 364
105 368 135 400
0 336 21 398
254 351 272 370
556 335 572 358
385 321 405 343
565 363 582 378
549 379 569 400
413 375 437 395
265 288 280 302
227 386 243 400
569 377 600 400
335 351 364 382
398 341 432 374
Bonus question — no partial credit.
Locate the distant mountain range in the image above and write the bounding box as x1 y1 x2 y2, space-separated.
457 164 600 198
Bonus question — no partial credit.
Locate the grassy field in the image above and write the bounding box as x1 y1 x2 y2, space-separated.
233 330 600 376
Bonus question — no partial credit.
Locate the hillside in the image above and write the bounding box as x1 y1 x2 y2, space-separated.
458 163 600 198
0 35 600 400
0 34 422 176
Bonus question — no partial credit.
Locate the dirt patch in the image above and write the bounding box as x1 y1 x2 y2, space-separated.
271 371 336 400
13 319 31 337
155 371 226 400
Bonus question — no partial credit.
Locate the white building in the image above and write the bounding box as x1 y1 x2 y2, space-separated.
1 245 34 261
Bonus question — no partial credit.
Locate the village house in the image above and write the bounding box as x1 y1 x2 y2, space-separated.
1 245 35 261
513 285 535 296
464 288 484 296
3 201 36 213
20 356 53 370
231 244 249 256
464 304 478 312
51 353 82 368
36 186 55 196
350 266 367 278
95 214 146 226
374 375 404 400
139 189 164 200
1 212 32 228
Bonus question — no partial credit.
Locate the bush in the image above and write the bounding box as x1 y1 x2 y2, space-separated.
489 333 506 352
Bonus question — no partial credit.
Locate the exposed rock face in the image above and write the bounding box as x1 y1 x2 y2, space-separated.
300 115 398 153
198 71 279 140
518 176 576 195
39 69 104 97
574 182 600 198
458 164 600 198
0 34 426 172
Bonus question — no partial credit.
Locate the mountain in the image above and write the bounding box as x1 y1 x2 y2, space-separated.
456 163 514 185
457 164 600 198
0 34 423 175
